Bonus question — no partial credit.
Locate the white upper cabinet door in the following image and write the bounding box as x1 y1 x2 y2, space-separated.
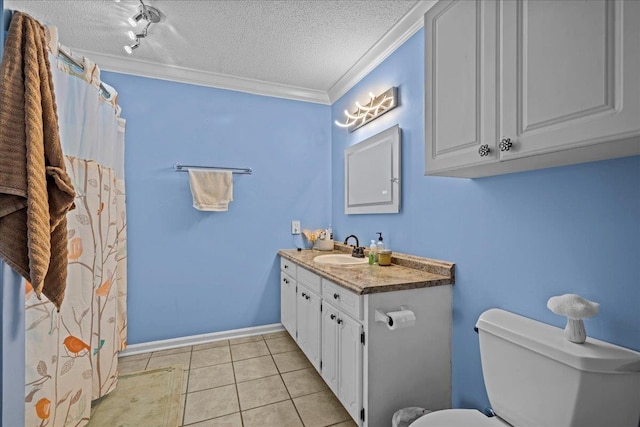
501 0 640 160
425 0 498 173
337 313 363 423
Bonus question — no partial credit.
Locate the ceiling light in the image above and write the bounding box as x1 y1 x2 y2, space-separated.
127 22 150 41
127 11 143 27
123 1 163 54
124 40 140 54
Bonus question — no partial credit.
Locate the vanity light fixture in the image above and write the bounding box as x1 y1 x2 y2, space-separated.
124 0 163 54
335 87 398 132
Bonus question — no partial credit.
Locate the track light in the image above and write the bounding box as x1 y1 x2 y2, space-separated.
124 40 140 54
127 11 143 27
127 21 150 41
123 1 162 54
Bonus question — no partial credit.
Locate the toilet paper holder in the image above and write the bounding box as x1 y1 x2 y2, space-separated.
375 306 411 328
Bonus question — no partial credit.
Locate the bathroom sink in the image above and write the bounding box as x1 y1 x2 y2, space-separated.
313 254 368 266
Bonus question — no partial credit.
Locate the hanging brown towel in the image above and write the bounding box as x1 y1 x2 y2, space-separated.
0 12 75 310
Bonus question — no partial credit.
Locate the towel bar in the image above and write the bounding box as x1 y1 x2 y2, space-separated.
173 163 252 175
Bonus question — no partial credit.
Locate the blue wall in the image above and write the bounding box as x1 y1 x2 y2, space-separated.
1 8 638 421
101 72 331 344
330 29 640 410
2 6 27 427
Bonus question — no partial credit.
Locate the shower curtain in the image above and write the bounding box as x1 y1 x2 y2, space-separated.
23 30 127 426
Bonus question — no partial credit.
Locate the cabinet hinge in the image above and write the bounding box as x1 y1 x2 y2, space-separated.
361 331 365 345
360 408 365 421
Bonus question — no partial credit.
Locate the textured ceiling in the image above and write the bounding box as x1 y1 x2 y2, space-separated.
5 0 422 100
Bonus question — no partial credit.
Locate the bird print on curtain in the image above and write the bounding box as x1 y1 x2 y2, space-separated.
24 157 127 426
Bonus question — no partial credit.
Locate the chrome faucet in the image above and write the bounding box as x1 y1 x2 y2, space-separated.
343 235 365 258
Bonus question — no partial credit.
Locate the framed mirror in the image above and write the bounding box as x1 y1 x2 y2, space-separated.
344 125 401 214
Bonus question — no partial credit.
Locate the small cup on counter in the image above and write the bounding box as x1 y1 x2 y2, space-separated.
314 238 334 251
378 249 392 266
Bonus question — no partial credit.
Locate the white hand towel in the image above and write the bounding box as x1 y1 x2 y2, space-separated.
188 169 233 211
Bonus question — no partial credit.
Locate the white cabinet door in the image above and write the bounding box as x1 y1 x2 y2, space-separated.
501 0 640 161
296 285 321 370
280 272 296 337
337 313 363 423
321 304 339 395
425 0 498 173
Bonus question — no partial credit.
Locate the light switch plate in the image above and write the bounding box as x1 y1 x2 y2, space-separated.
291 220 301 235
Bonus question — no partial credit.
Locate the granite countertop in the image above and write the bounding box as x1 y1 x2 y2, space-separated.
278 243 455 295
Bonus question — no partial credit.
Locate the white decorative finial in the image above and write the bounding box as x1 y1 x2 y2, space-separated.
547 294 599 344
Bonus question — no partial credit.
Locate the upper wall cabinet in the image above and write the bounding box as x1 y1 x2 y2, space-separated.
425 0 640 178
345 125 401 214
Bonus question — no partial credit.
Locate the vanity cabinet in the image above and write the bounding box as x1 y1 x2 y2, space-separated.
322 296 364 423
279 256 453 427
296 280 322 370
424 0 640 178
280 260 297 336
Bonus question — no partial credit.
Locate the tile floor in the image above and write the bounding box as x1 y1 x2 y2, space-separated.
118 331 357 427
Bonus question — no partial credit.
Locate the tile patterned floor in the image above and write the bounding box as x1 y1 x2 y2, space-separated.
118 331 357 427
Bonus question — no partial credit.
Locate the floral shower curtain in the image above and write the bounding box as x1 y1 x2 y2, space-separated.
24 31 127 426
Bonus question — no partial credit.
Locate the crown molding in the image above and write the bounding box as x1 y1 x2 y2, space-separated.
72 48 331 105
327 0 437 103
71 0 435 106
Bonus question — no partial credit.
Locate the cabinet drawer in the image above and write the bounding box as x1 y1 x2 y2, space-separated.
280 258 297 277
322 279 362 320
297 267 321 295
281 271 295 287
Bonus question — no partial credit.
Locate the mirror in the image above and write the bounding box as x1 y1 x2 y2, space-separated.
344 125 401 214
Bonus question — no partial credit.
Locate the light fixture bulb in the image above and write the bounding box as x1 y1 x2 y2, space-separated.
128 11 143 27
123 40 140 54
127 30 136 41
334 120 353 128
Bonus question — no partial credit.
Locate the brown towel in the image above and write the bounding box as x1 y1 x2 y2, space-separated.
0 12 75 310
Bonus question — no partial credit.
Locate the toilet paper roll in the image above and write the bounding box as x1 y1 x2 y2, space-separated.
386 309 416 330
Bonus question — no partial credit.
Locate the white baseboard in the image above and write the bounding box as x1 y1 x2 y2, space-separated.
119 323 285 357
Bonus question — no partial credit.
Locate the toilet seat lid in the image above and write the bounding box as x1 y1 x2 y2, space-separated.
411 409 510 427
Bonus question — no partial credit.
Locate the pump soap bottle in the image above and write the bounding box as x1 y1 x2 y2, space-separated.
369 240 377 265
376 233 385 258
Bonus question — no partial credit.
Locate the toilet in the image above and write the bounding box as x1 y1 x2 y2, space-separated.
412 308 640 427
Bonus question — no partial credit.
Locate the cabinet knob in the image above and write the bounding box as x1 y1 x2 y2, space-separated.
330 314 336 320
301 292 307 298
333 293 340 300
499 138 513 152
284 265 288 269
478 144 491 157
337 318 343 325
283 278 288 284
306 295 310 300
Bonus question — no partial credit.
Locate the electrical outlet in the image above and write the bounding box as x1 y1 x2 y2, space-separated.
291 220 301 235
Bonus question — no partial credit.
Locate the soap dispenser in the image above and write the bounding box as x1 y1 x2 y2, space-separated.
376 232 385 253
369 240 377 265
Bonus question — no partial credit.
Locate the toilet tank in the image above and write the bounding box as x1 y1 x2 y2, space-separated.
476 309 640 427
